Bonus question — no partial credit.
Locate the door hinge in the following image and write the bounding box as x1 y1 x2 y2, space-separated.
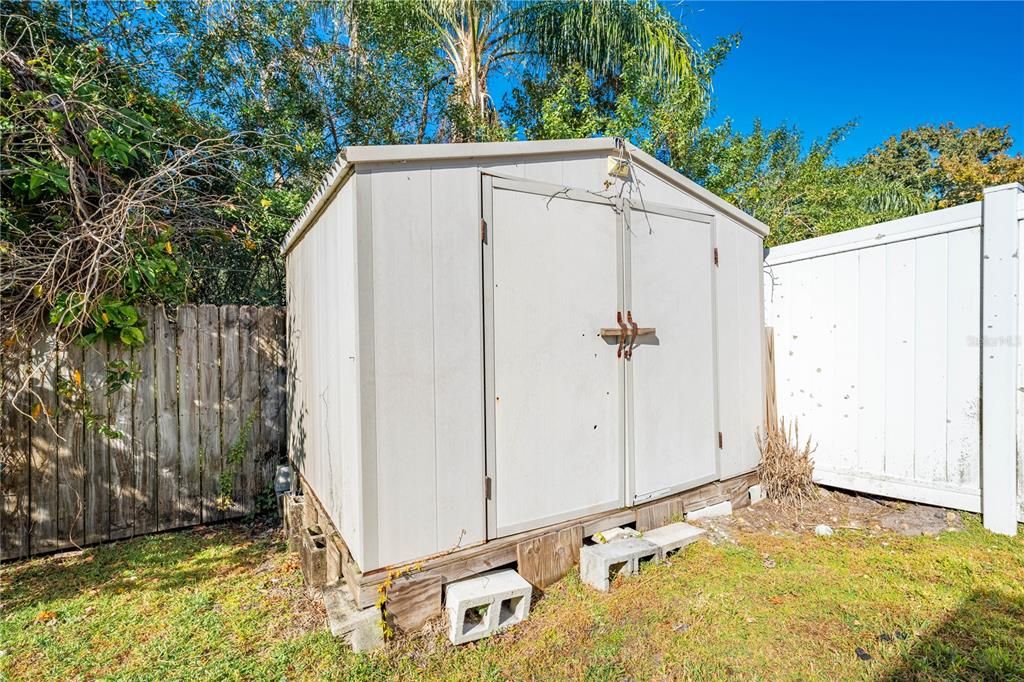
713 247 719 266
480 218 487 242
718 431 723 449
484 476 492 499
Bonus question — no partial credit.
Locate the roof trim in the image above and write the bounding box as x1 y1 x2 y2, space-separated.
280 153 351 255
620 143 770 237
345 137 620 164
281 137 770 255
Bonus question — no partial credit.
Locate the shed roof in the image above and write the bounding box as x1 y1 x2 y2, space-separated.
281 137 769 255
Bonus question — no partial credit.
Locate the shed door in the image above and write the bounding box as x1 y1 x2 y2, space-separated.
483 175 624 538
625 205 719 502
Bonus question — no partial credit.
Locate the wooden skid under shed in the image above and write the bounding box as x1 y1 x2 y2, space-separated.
297 470 758 615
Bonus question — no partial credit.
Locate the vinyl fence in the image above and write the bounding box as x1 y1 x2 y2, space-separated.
1 304 287 560
764 183 1023 534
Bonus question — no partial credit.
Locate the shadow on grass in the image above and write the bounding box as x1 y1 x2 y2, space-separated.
882 588 1024 681
1 524 279 610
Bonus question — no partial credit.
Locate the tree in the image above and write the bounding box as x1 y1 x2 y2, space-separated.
388 0 712 140
674 121 925 246
866 123 1024 208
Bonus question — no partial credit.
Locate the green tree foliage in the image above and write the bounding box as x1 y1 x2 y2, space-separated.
676 121 926 246
865 123 1024 209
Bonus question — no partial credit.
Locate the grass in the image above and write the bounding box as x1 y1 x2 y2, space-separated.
2 516 1022 680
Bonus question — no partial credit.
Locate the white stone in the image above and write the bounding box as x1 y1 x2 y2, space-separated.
748 484 765 505
640 522 706 559
444 569 533 645
592 527 640 544
579 537 659 592
814 524 834 537
322 584 384 652
686 500 733 521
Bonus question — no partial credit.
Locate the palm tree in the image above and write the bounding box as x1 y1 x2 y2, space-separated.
386 0 707 138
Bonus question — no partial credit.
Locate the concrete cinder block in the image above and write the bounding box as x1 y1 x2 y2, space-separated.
748 484 765 505
580 537 659 592
300 526 328 588
323 584 384 652
444 569 533 645
640 522 706 559
592 527 640 544
283 495 305 553
686 500 733 521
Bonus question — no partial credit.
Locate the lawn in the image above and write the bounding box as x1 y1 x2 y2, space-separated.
2 509 1022 681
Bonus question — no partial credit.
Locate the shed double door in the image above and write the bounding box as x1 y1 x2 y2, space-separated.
483 175 719 538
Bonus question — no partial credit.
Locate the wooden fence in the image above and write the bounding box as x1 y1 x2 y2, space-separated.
1 304 287 560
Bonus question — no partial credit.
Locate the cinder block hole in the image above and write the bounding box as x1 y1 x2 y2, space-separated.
307 525 323 537
607 560 628 583
462 604 490 637
313 536 326 550
497 595 523 626
638 553 657 570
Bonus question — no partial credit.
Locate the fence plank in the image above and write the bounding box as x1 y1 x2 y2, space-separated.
4 304 287 558
177 305 201 527
108 343 135 540
134 307 159 535
83 341 109 545
29 335 60 554
1 351 32 560
155 307 180 530
219 306 244 517
238 306 261 514
198 304 223 523
257 308 287 494
56 345 85 550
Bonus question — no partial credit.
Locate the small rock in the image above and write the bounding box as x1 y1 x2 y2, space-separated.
762 558 776 569
878 632 892 642
814 524 834 537
855 647 873 661
673 622 690 633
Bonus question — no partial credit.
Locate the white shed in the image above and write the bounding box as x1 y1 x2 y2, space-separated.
283 138 768 574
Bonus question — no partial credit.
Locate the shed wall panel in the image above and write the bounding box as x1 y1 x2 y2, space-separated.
370 168 439 566
429 165 486 551
715 219 766 478
288 179 364 566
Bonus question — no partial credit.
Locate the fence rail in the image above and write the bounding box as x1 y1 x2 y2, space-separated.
1 304 287 561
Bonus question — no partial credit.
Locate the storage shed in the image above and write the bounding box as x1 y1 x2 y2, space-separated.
283 138 768 576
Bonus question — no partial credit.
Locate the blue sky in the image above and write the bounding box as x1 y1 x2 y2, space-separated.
673 1 1024 161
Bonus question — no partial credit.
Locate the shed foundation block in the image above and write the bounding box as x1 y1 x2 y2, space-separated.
640 522 706 559
444 569 533 645
580 537 659 592
300 525 328 588
687 500 733 521
323 584 384 652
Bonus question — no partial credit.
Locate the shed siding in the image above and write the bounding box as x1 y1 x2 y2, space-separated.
715 217 766 477
288 144 767 572
365 153 613 567
288 178 364 566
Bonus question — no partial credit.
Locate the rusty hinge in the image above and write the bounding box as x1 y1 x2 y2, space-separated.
484 475 492 499
718 431 723 449
480 218 487 242
713 247 719 266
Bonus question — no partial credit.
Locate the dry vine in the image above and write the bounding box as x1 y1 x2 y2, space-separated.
1 10 257 463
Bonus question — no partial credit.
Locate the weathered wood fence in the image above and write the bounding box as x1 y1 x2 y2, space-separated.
1 304 287 560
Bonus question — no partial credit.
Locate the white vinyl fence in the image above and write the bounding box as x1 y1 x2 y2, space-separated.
764 183 1023 535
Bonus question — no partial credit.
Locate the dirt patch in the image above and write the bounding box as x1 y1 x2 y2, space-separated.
690 487 963 542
